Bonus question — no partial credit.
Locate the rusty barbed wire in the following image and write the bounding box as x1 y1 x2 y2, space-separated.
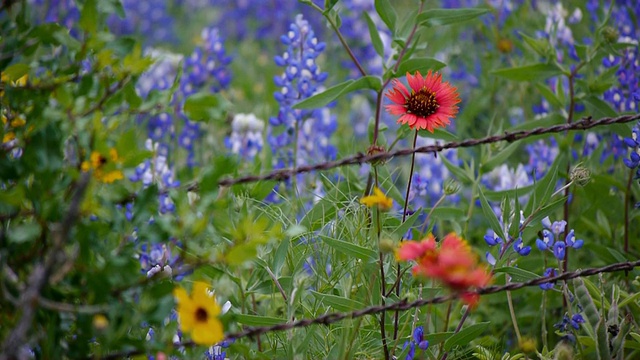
219 259 640 340
100 259 640 359
211 113 640 188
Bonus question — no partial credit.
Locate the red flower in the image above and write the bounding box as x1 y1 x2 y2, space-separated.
385 71 461 132
397 233 492 307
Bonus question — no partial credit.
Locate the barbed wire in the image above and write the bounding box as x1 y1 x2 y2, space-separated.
223 259 640 340
211 113 640 188
100 259 640 359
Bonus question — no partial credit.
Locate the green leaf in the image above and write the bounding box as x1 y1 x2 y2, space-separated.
294 76 381 109
293 80 353 109
319 235 378 262
375 0 397 32
8 223 42 244
395 58 447 77
79 0 98 34
183 93 225 121
494 267 540 282
2 63 29 81
424 332 455 346
478 187 505 241
390 210 421 241
311 291 365 312
272 237 290 275
235 314 286 326
535 83 564 109
480 142 521 173
441 156 473 184
519 32 551 57
444 322 490 351
418 127 459 142
584 95 618 118
324 0 340 11
418 8 489 27
492 63 564 82
364 12 384 58
200 156 238 193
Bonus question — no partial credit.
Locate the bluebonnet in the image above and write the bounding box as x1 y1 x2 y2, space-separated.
537 2 581 63
554 313 585 332
539 267 558 290
138 241 183 278
403 326 429 360
267 14 336 201
481 164 532 219
336 0 392 77
484 210 531 264
602 1 640 113
107 0 176 45
212 0 320 41
535 216 583 260
225 113 265 160
526 138 558 180
181 27 232 96
409 137 460 209
27 0 79 32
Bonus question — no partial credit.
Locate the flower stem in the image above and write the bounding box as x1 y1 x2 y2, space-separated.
624 167 634 254
439 306 471 360
374 167 391 360
393 130 419 346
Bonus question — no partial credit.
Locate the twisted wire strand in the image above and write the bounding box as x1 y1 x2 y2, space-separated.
213 113 640 188
222 259 640 340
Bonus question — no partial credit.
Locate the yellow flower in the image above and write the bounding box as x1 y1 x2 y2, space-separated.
100 170 124 183
173 282 224 346
360 187 393 211
3 132 15 144
10 117 26 128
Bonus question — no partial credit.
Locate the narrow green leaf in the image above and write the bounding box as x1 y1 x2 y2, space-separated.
584 95 618 118
480 142 521 173
272 237 290 275
493 267 539 282
395 58 447 77
441 156 473 184
492 63 563 82
183 93 224 121
2 63 29 81
235 314 286 326
535 83 564 109
418 8 489 27
364 12 384 57
424 332 454 346
79 0 98 34
375 0 397 32
444 322 490 351
478 187 505 241
391 210 421 241
319 235 378 262
294 76 381 109
311 291 365 312
519 32 551 57
293 80 354 109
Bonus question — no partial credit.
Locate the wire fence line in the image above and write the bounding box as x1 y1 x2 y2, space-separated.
210 113 640 188
217 259 640 341
100 259 640 359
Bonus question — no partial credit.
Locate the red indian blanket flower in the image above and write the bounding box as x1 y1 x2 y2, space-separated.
385 71 461 132
396 233 492 307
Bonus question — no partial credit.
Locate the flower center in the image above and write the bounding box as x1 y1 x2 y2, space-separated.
195 307 208 323
407 88 439 117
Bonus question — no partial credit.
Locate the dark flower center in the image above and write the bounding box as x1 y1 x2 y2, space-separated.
406 88 439 118
195 307 208 322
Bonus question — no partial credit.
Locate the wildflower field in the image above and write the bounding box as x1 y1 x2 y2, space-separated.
2 0 640 359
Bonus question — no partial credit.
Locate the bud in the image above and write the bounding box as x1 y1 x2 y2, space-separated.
379 238 396 254
443 179 461 195
601 26 619 44
553 342 574 360
518 337 536 353
570 165 591 186
366 145 387 166
93 314 109 331
497 38 514 53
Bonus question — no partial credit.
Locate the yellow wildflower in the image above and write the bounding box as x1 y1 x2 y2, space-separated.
174 282 224 346
360 187 393 211
3 132 15 144
101 170 124 183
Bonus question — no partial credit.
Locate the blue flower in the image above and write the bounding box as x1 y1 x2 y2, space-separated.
413 326 429 350
553 242 566 260
536 229 554 250
484 230 503 246
513 238 531 256
539 268 557 290
564 230 584 249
